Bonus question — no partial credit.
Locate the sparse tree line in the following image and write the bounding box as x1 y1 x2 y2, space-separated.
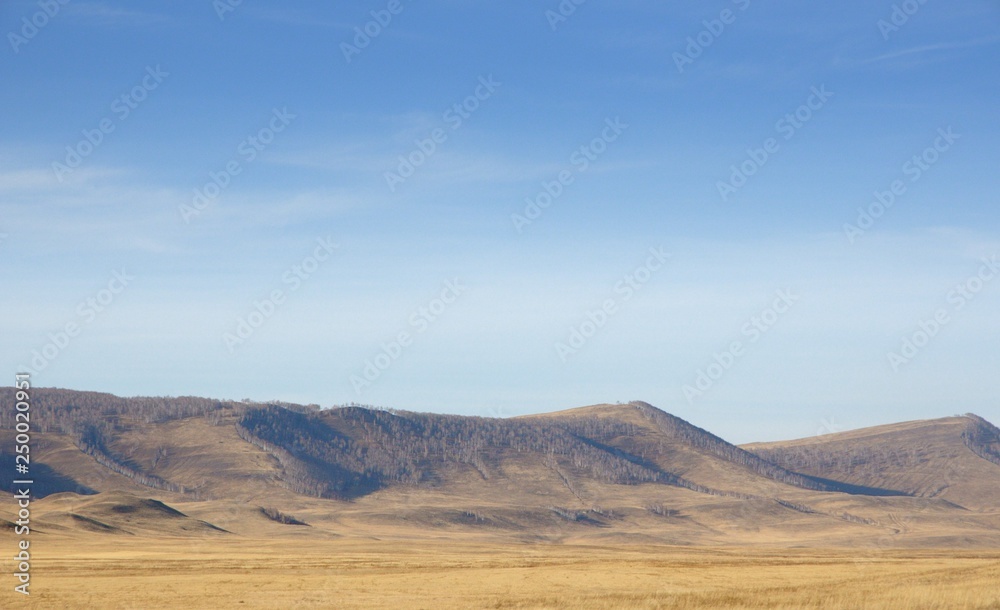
235 403 854 502
728 415 1000 518
76 425 183 493
752 414 1000 478
630 402 833 492
0 388 237 431
235 416 377 497
646 503 677 517
236 405 679 498
838 512 879 526
0 388 257 494
749 444 925 478
962 414 1000 468
238 402 868 501
260 507 308 526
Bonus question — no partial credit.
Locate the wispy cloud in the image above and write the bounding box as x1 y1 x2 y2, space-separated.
0 166 127 194
272 146 568 184
862 36 999 64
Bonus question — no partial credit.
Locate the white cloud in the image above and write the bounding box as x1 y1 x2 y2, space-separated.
861 36 1000 64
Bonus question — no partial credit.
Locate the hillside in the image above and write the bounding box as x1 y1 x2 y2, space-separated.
0 389 998 547
742 415 1000 511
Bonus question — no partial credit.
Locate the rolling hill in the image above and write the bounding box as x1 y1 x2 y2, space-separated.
1 389 997 547
742 414 1000 511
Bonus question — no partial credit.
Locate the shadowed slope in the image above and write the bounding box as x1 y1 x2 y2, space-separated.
30 491 229 536
742 415 1000 510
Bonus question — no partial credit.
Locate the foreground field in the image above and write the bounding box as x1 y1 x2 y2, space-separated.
3 537 999 609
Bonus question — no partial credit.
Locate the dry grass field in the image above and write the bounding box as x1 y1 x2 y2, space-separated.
3 394 998 608
3 536 999 609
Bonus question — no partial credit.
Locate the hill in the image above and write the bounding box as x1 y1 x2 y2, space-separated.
742 414 1000 511
1 389 998 547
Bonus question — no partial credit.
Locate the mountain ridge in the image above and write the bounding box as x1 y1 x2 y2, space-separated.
1 389 998 547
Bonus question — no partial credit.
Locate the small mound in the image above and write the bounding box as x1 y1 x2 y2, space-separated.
36 492 228 537
78 493 189 520
69 514 127 534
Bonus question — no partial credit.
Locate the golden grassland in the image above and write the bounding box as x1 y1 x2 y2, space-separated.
2 536 999 609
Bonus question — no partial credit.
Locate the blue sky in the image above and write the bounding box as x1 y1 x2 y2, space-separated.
2 0 998 443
